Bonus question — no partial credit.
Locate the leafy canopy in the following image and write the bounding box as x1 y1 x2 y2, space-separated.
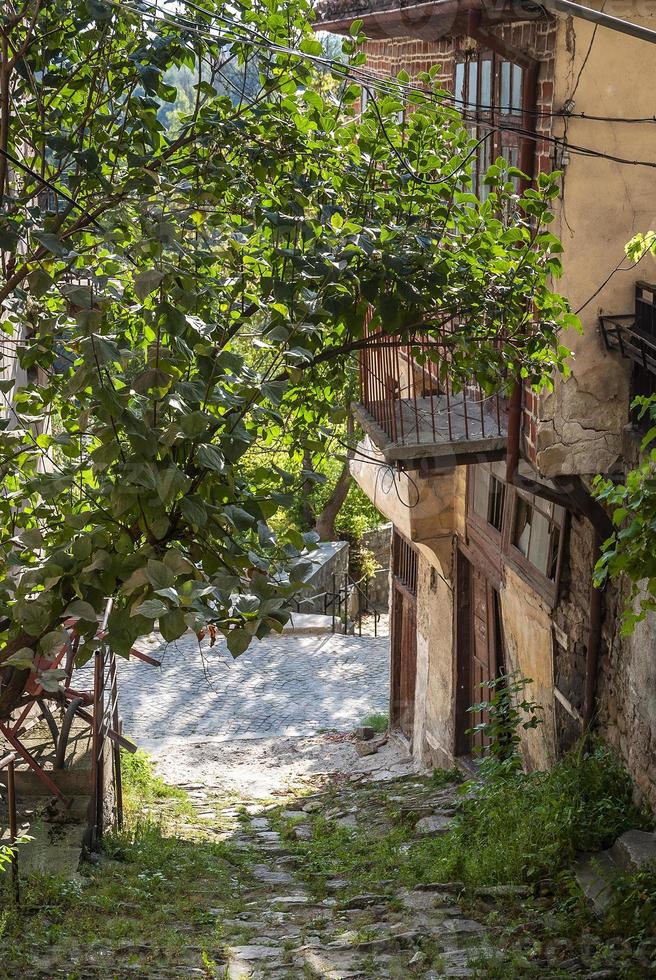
0 0 572 715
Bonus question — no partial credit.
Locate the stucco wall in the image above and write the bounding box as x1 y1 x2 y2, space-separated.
500 566 557 770
350 436 466 577
536 4 656 478
413 542 457 766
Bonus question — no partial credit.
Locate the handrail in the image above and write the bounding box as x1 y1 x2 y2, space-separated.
292 572 383 637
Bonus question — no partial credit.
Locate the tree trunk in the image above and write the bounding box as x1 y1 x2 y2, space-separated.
299 450 316 530
314 415 354 541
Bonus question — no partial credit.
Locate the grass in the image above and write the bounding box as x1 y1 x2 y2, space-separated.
359 712 388 734
120 747 193 818
279 744 646 896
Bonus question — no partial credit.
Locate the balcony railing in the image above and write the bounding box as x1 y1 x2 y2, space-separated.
599 281 656 376
355 322 508 467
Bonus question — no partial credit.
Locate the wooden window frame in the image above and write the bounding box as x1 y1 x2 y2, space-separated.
502 486 567 606
466 464 568 607
454 51 525 198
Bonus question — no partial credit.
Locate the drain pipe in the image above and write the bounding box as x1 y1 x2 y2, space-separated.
582 533 604 730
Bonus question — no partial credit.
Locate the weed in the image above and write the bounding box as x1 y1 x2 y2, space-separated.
359 712 388 734
120 747 192 818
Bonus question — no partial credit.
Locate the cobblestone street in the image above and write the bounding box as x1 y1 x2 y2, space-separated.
111 627 389 746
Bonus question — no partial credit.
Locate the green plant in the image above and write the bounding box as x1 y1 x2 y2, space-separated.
0 1 574 726
348 545 379 584
467 673 543 767
594 394 656 633
120 748 191 817
360 712 388 734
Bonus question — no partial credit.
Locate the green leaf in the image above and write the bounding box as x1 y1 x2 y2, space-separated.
133 598 168 618
65 599 98 622
3 647 35 669
133 269 165 301
159 608 187 642
146 559 175 591
180 495 207 527
227 628 251 657
32 231 69 256
195 443 225 473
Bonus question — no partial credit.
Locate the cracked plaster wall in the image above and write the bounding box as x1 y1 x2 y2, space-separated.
536 6 656 479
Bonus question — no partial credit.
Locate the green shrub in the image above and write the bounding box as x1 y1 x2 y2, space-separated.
408 742 645 887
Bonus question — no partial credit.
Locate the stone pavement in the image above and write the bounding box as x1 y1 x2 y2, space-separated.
101 629 389 744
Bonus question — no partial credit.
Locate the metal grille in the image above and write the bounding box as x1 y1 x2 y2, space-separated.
392 530 418 597
359 316 507 450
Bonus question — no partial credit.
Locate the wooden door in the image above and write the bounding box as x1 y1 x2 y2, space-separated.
456 552 503 755
468 568 500 752
390 531 418 741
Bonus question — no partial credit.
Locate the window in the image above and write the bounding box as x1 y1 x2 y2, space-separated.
471 465 506 533
454 52 524 198
467 465 568 604
510 492 565 583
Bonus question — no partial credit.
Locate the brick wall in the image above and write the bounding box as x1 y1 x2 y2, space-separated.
361 21 557 468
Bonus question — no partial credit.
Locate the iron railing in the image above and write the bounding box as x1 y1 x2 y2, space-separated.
599 281 656 376
294 573 382 637
359 320 507 453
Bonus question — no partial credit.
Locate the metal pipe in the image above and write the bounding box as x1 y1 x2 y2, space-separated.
540 0 656 46
583 532 604 730
6 755 18 903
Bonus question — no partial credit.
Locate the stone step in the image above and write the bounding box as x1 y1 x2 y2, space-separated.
610 829 656 873
283 613 336 635
574 848 620 914
576 828 656 914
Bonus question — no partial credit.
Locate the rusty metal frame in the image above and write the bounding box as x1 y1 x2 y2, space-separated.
0 751 19 902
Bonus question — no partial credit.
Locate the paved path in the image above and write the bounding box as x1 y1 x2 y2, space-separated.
108 629 389 744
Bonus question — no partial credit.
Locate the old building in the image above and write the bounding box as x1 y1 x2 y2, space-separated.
315 0 656 805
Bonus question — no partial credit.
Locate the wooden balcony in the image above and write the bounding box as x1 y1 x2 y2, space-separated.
356 330 508 469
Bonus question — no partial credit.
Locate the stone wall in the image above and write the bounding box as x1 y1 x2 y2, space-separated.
413 541 457 767
360 523 392 611
597 582 656 812
300 540 349 615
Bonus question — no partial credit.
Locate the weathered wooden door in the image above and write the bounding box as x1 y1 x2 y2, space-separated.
456 551 503 755
390 531 418 741
468 568 502 753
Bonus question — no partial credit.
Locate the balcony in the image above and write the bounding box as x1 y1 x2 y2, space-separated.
354 329 508 470
599 281 656 376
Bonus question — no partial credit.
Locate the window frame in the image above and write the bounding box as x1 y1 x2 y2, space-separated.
453 50 525 198
466 464 568 607
502 486 567 606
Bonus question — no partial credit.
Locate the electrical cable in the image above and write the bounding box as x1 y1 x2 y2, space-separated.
103 0 656 141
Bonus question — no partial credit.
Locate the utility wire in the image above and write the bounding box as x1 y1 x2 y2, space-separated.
104 0 656 131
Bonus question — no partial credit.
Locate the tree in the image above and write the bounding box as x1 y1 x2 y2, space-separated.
0 0 572 720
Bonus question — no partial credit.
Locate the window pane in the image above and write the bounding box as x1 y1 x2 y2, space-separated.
468 60 478 108
528 510 551 575
513 497 532 557
488 476 506 531
512 64 523 114
473 467 490 520
455 62 465 107
480 59 491 109
501 61 511 112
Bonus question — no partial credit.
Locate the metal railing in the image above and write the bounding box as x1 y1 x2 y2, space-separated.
294 573 382 637
359 320 507 449
0 752 19 903
599 281 656 377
